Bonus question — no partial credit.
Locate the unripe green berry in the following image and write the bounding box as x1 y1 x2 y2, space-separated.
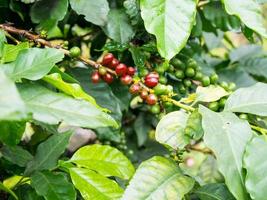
155 66 165 74
183 79 192 87
239 113 248 120
208 102 219 111
159 76 168 84
219 98 227 107
187 58 198 69
69 46 81 57
175 70 185 79
194 72 203 80
150 104 161 114
228 82 236 91
185 68 195 78
179 85 186 94
210 73 219 84
139 68 149 77
201 76 210 87
153 84 168 95
220 81 229 90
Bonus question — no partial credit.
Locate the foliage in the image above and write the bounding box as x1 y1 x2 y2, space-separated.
0 0 267 200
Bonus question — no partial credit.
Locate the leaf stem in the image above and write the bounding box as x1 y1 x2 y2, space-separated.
250 125 267 135
162 96 195 112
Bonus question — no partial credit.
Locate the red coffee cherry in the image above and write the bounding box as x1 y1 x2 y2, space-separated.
129 84 140 94
127 67 136 76
116 63 127 76
102 53 114 65
145 72 159 80
120 75 133 85
146 94 158 105
103 73 114 84
140 90 148 100
109 58 120 69
91 71 100 84
144 77 158 88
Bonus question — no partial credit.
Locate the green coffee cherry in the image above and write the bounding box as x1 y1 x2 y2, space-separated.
69 46 81 57
228 82 236 91
201 76 210 87
187 58 197 69
210 73 219 84
175 70 185 79
159 76 168 84
194 72 203 80
139 68 149 77
239 113 248 120
179 85 186 94
183 79 192 87
208 102 219 111
155 66 165 74
219 97 227 107
166 85 173 94
153 84 168 95
171 58 183 68
185 68 195 78
150 104 161 114
168 65 175 72
220 81 229 90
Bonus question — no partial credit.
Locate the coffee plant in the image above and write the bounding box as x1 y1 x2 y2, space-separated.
0 0 267 199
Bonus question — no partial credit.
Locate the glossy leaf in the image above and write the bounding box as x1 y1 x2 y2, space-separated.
42 73 103 110
195 85 229 103
199 106 252 200
156 111 189 149
122 156 195 200
195 183 235 200
140 0 197 60
1 145 33 167
0 121 26 145
31 171 76 200
1 48 64 81
69 0 109 26
3 176 30 189
103 9 135 44
123 0 142 26
25 131 72 175
18 83 118 128
0 42 29 63
225 82 267 116
69 144 135 180
0 182 18 200
134 113 151 146
243 136 267 200
222 0 267 37
69 168 123 200
0 69 26 120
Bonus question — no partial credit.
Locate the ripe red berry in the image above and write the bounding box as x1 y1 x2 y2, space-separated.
146 94 158 105
102 53 114 65
127 67 136 76
103 73 114 84
120 75 133 85
144 77 158 88
145 72 159 80
109 58 120 69
116 63 128 76
140 90 148 100
129 84 140 94
91 71 100 84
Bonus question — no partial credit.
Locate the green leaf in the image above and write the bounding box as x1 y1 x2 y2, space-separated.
42 73 104 111
0 182 18 200
199 106 252 200
140 0 197 60
243 136 267 200
0 42 29 63
185 110 204 140
229 45 263 63
238 57 267 79
1 145 33 167
1 48 64 81
122 156 195 200
69 144 135 180
129 46 146 68
195 85 229 103
123 0 142 26
69 0 109 26
0 69 26 120
134 113 151 146
195 183 235 200
18 83 118 128
222 0 267 38
70 167 123 200
225 82 267 116
25 131 72 175
30 0 68 23
0 121 26 145
103 9 135 44
156 111 189 149
31 171 76 200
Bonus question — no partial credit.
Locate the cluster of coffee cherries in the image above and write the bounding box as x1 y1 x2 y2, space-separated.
91 53 136 85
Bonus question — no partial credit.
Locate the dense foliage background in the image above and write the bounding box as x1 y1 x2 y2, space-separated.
0 0 267 199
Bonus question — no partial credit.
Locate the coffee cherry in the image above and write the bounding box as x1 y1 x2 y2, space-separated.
219 98 227 107
166 85 173 94
187 59 197 69
102 53 114 65
91 71 100 84
121 75 133 85
115 63 127 76
154 84 168 95
228 82 236 91
146 94 158 105
145 72 159 80
175 70 185 79
159 76 167 84
144 77 158 88
168 65 175 72
201 76 211 87
110 58 120 69
155 66 165 74
210 73 219 84
239 113 248 120
69 46 81 57
220 81 229 90
179 85 186 94
103 73 114 84
139 68 149 76
163 101 173 109
194 72 203 80
185 68 195 78
98 66 107 76
140 90 148 100
171 58 185 69
150 104 161 114
183 79 192 87
208 102 219 111
129 84 140 94
127 67 136 76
